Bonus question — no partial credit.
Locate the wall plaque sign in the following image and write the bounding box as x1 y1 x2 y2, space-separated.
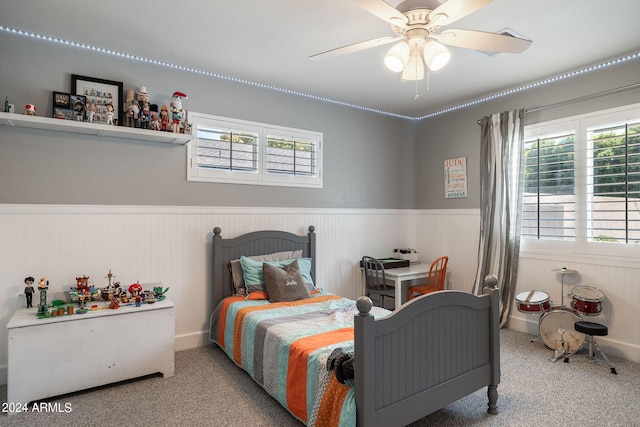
444 157 467 198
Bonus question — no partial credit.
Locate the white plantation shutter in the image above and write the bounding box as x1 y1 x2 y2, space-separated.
264 130 321 186
196 126 258 172
522 131 576 241
586 119 640 244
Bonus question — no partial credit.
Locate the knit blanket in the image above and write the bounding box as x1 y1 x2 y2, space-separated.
210 292 388 427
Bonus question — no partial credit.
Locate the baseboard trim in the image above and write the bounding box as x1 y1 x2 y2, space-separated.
175 330 209 352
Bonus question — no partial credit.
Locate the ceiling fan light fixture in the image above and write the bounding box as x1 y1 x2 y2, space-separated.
423 41 450 71
384 42 410 73
401 48 424 81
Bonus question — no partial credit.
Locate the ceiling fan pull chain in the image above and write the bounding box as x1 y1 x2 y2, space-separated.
414 52 419 100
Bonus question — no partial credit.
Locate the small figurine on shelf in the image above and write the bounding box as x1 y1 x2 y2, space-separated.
130 99 140 128
153 286 169 301
123 89 134 127
137 87 150 103
140 103 150 129
114 281 125 299
36 277 49 318
150 111 161 131
24 276 35 308
137 87 151 129
170 92 187 133
109 295 120 309
74 98 85 121
87 102 97 123
143 290 155 304
25 104 37 116
160 105 169 131
105 103 115 125
128 282 143 307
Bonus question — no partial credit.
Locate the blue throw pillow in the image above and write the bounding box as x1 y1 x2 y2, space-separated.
240 256 314 293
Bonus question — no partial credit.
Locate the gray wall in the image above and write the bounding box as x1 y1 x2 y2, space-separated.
0 34 417 208
417 56 640 209
2 32 638 210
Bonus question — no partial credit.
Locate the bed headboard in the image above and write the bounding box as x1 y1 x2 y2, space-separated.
211 226 316 308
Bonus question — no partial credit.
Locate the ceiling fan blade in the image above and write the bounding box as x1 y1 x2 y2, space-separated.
428 0 493 29
352 0 408 27
309 36 401 60
434 29 532 53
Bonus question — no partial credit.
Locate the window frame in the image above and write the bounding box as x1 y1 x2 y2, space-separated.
187 111 323 188
521 103 640 261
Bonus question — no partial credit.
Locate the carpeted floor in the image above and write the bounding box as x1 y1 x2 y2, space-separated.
2 328 639 426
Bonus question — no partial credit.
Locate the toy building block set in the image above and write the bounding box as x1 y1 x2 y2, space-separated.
23 270 169 319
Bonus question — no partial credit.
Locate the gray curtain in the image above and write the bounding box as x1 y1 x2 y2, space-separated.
472 109 525 327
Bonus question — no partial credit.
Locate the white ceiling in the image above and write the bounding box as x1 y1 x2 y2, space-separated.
2 0 640 118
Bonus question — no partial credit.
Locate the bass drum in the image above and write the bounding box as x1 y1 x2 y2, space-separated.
539 307 585 352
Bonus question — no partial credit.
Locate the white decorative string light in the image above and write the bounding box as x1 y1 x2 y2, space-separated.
417 52 640 120
1 25 638 122
0 25 415 121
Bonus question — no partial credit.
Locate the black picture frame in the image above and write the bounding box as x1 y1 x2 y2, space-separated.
52 91 87 121
71 74 123 126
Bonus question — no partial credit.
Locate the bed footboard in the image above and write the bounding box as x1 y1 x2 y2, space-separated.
354 275 500 427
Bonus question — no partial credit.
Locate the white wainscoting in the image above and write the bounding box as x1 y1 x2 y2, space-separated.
2 205 636 386
0 204 448 385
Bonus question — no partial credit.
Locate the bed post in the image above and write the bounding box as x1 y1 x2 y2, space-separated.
354 296 375 427
212 227 223 309
483 274 500 415
307 225 316 283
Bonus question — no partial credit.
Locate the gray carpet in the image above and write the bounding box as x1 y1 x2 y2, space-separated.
2 328 639 426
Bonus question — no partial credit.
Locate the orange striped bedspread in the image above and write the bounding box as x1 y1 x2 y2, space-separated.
209 292 388 427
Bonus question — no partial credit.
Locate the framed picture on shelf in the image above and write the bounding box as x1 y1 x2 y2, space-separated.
71 74 123 126
52 91 86 121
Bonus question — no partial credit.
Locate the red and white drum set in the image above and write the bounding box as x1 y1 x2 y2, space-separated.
515 268 605 359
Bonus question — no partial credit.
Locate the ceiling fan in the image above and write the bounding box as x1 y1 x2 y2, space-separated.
310 0 532 83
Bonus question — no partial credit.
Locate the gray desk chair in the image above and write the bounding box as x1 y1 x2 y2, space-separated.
362 256 395 310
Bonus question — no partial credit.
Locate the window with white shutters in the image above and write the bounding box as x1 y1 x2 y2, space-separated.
522 103 640 259
187 112 322 188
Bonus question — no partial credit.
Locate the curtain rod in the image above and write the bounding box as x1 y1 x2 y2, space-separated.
476 82 640 124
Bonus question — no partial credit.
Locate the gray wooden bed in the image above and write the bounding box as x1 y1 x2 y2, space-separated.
210 225 500 427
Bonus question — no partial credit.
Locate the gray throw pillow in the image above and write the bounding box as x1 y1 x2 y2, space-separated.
262 259 311 302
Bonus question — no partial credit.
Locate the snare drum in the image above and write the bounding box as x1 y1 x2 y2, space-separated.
539 307 585 352
515 290 551 314
571 285 604 316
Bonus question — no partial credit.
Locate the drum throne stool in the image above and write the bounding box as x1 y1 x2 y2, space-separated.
564 320 617 374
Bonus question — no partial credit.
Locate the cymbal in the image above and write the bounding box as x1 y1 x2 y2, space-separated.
551 267 578 274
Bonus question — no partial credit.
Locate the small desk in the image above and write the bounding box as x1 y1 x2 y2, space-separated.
384 264 432 309
360 263 449 309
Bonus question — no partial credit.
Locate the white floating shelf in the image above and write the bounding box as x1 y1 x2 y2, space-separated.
0 112 192 145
